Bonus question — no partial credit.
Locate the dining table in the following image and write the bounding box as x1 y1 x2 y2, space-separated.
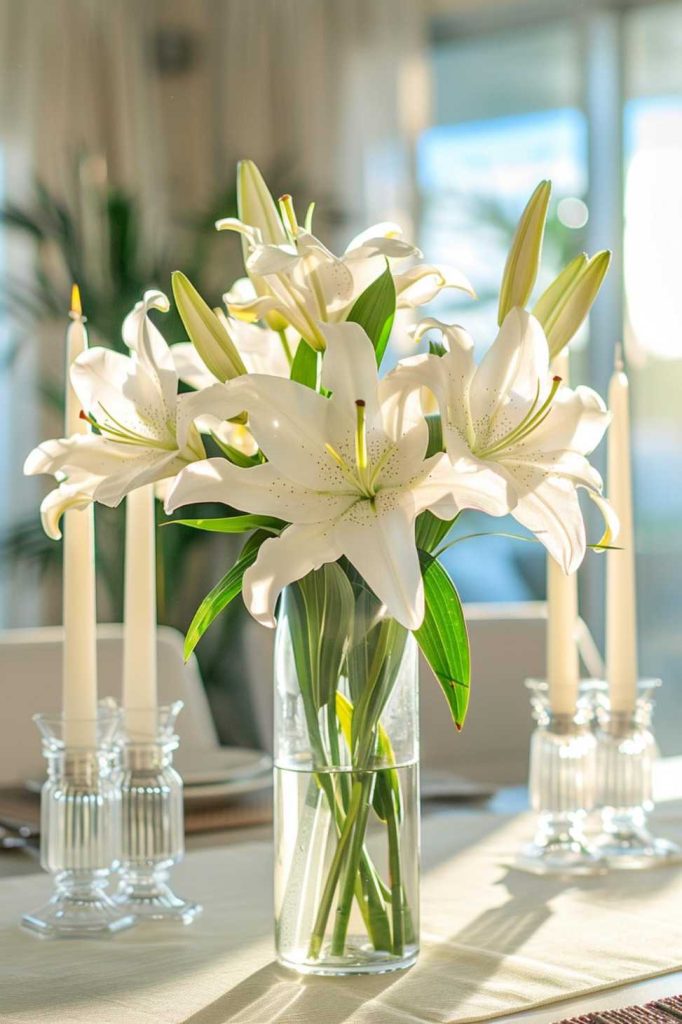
1 773 682 1024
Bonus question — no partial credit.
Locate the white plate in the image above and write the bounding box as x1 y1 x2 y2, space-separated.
175 747 271 786
183 771 272 805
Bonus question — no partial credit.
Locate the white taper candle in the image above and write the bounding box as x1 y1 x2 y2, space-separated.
546 349 579 715
62 285 97 746
606 349 638 714
123 483 158 739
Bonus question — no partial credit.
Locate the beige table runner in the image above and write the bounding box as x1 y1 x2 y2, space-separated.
1 808 682 1024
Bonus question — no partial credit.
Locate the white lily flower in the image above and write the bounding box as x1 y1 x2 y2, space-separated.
171 310 296 457
24 291 206 515
387 309 615 573
217 162 473 350
166 322 509 629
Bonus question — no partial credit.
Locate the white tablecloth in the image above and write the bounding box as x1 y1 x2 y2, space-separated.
2 808 682 1024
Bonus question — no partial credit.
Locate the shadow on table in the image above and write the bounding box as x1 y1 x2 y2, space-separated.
179 858 679 1024
179 960 404 1024
179 870 563 1024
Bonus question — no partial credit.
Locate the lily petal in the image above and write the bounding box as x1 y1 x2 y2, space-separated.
40 475 98 540
519 384 610 457
510 472 586 574
395 265 476 306
468 309 550 437
320 322 382 434
243 522 344 628
122 290 177 418
336 498 424 629
171 343 217 391
165 457 357 523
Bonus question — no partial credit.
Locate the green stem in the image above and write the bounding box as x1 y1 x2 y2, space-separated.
308 779 365 959
330 774 374 955
386 795 404 955
312 705 390 950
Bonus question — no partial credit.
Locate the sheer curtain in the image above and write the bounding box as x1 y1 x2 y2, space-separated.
214 0 429 245
0 0 168 624
0 0 429 625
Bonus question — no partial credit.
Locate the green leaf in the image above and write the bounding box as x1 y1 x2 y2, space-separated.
415 510 455 554
164 515 284 535
209 430 262 468
183 530 269 659
290 339 319 389
428 339 448 358
414 551 470 729
425 414 443 457
346 264 396 365
335 692 402 824
288 563 355 711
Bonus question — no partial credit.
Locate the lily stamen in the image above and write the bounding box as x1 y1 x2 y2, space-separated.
355 399 368 470
79 406 176 452
476 376 562 459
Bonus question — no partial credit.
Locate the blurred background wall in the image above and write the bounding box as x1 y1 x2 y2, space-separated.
1 0 681 749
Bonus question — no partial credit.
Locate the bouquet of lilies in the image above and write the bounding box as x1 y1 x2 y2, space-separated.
25 164 616 963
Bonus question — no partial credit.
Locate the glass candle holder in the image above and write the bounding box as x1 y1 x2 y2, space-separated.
593 679 680 868
114 702 201 923
22 709 135 938
516 680 603 875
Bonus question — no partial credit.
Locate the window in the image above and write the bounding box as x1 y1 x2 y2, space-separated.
421 1 682 751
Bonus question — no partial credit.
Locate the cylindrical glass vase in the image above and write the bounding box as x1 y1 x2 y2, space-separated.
516 680 603 875
22 709 135 937
274 564 420 976
114 702 201 922
594 679 680 867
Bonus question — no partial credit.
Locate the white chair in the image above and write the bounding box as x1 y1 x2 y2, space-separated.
0 624 218 785
245 601 603 786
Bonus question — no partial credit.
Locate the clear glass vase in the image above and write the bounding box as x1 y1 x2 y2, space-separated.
114 702 201 922
21 709 135 938
274 564 420 975
516 680 603 875
594 679 680 867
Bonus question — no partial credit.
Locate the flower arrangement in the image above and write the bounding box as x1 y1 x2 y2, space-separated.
25 165 616 971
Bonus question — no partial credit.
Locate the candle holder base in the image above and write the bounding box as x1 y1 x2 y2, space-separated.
115 868 201 924
516 815 605 876
22 710 135 939
22 874 135 938
594 681 681 870
115 704 201 925
516 681 604 876
593 818 680 869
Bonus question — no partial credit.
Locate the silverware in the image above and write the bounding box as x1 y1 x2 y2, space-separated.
0 818 40 854
0 816 39 839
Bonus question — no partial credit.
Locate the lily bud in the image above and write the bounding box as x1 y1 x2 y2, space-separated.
498 180 551 325
172 271 247 383
533 253 587 329
535 250 611 359
235 160 290 333
236 160 288 246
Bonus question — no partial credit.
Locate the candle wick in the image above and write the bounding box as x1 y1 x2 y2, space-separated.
614 342 625 373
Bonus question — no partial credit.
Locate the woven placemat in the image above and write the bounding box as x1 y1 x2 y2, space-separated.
554 994 682 1023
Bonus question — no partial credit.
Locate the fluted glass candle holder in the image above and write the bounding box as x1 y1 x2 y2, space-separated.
22 709 135 937
114 702 201 923
516 680 603 875
594 679 680 868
